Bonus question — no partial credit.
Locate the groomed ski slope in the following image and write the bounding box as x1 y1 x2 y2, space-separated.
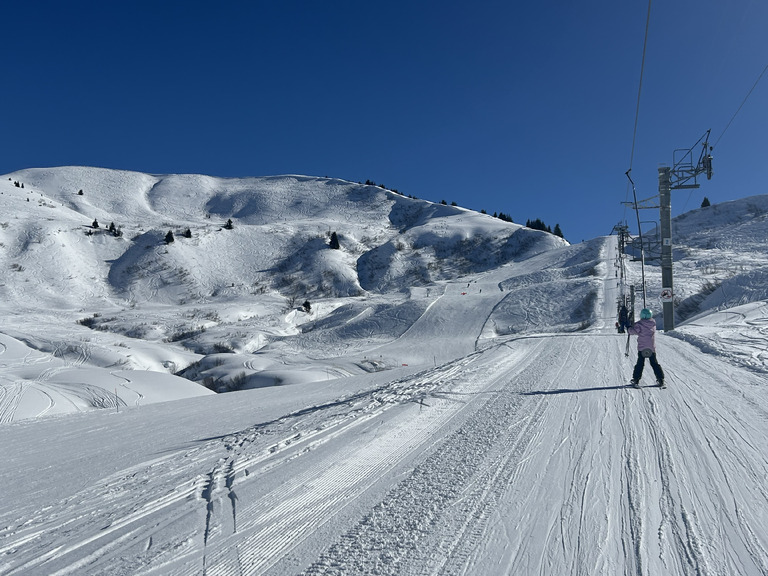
1 237 768 576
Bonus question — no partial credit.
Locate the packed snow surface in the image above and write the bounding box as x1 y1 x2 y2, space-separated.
1 168 767 575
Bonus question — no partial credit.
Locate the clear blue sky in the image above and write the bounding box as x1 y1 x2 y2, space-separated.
4 1 766 242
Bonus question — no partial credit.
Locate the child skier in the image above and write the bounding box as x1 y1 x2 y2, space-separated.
627 308 666 388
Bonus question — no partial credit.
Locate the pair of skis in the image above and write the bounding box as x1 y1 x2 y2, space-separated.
631 379 666 389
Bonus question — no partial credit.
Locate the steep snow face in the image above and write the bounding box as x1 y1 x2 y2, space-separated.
678 197 768 304
673 193 768 249
358 204 563 292
14 166 160 221
623 195 768 307
3 168 566 308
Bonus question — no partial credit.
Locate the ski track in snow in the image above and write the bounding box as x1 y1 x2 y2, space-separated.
296 339 564 576
0 381 24 424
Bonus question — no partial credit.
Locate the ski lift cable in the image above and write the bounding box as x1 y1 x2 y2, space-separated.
712 61 768 150
627 0 653 172
680 187 696 214
626 170 648 308
624 0 653 222
621 0 652 309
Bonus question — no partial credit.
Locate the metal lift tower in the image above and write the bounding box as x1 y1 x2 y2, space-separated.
658 130 714 331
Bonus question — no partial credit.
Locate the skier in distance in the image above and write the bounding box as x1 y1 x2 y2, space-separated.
617 303 630 333
627 308 666 388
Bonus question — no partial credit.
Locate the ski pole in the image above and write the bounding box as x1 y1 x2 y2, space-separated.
625 332 630 357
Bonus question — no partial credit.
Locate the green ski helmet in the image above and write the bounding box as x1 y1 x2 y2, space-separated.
640 308 653 319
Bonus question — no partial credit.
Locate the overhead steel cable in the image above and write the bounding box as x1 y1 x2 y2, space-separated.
623 0 652 308
713 61 768 150
628 0 653 172
624 0 653 222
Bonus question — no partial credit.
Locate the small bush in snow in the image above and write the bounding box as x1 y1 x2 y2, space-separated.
229 371 247 390
78 313 101 328
202 376 218 391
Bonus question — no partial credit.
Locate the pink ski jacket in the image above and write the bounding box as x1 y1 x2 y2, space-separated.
628 318 656 352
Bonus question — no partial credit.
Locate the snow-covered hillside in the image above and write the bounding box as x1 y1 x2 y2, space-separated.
627 194 768 373
1 167 767 575
1 167 565 418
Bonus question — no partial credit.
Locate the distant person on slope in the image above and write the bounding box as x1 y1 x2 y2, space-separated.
617 304 630 333
627 308 666 388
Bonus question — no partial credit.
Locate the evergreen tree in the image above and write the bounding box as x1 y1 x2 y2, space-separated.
184 228 192 238
329 231 340 249
165 230 175 244
224 218 234 229
701 197 711 208
553 223 564 238
92 219 99 228
302 300 312 313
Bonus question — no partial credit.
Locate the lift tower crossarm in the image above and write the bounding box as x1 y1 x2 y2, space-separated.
670 129 714 190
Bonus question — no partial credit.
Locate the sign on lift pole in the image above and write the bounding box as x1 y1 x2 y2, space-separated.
658 130 714 331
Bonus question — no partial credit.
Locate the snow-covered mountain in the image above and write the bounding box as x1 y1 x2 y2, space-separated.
1 167 767 576
1 166 569 413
